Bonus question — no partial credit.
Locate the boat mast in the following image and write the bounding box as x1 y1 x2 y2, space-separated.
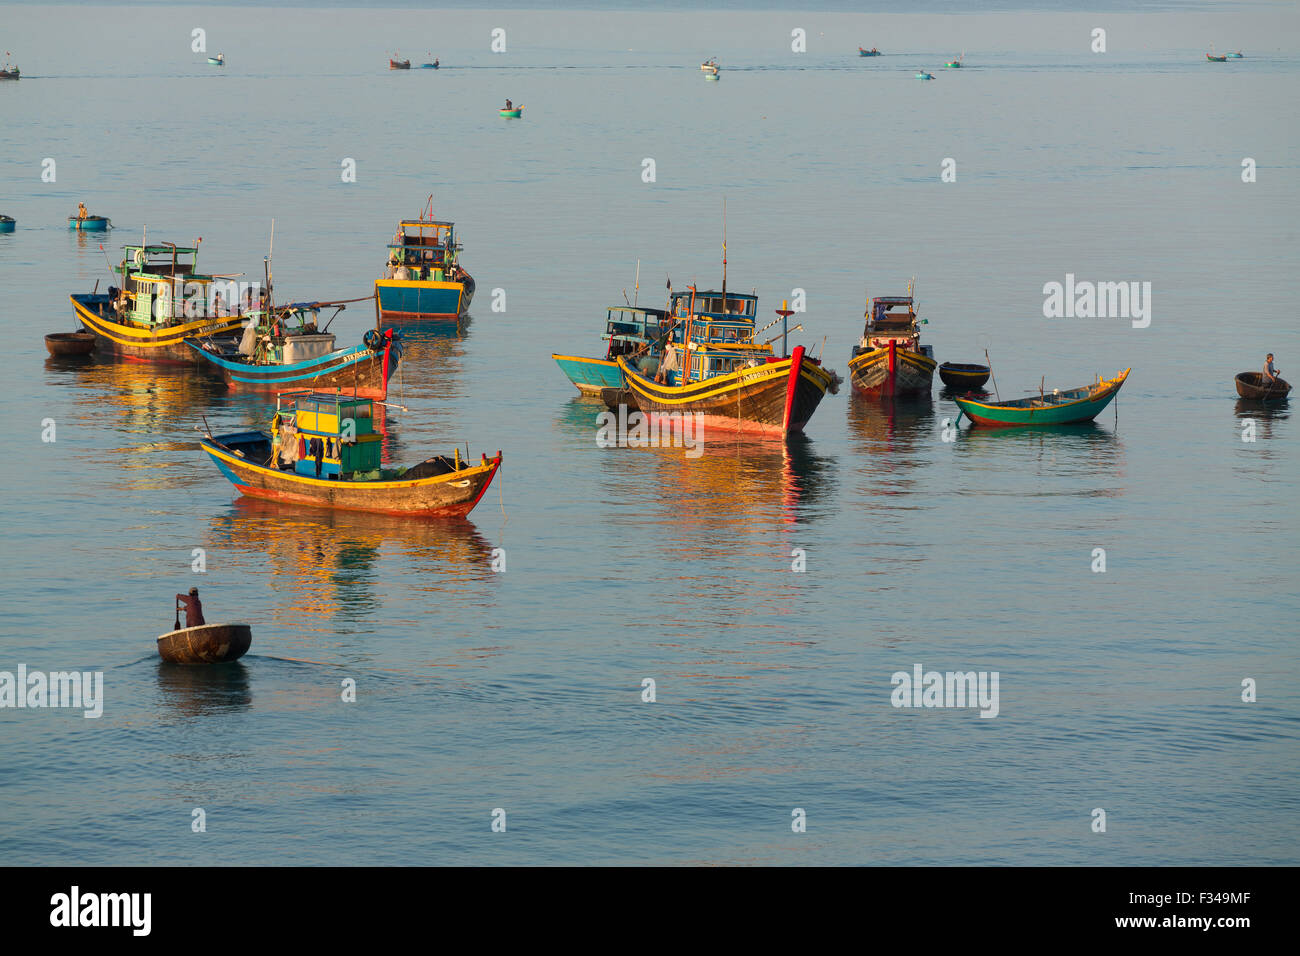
721 198 727 303
633 258 640 307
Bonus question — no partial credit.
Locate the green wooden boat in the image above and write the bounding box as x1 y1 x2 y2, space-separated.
954 368 1130 427
499 105 523 118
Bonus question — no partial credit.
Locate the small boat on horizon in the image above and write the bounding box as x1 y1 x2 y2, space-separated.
390 57 411 70
201 390 502 517
916 71 936 80
701 58 720 73
945 53 964 68
0 214 14 232
422 59 440 69
858 47 881 57
1206 52 1228 62
376 198 475 322
847 287 936 398
499 105 524 118
0 57 19 80
207 53 225 66
953 369 1131 427
1234 371 1291 401
1226 51 1245 58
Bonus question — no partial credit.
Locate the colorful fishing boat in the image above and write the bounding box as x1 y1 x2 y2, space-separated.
858 47 881 57
0 64 18 81
207 53 225 66
0 214 14 233
376 199 475 322
390 58 411 70
553 305 668 396
71 242 247 363
68 214 111 231
421 58 440 69
157 623 251 664
953 369 1131 427
1226 51 1244 58
615 287 839 437
847 287 936 398
186 301 401 400
1206 48 1227 62
200 390 502 517
916 71 935 80
499 105 523 118
938 362 990 390
1234 371 1291 401
701 58 720 72
945 53 964 68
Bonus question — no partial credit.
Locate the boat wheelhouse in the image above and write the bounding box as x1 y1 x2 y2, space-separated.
847 289 936 398
70 242 247 363
186 300 400 400
375 200 475 322
553 305 669 396
201 389 502 517
615 286 838 437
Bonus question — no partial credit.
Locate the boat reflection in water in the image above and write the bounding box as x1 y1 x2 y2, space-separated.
155 659 253 719
206 497 498 633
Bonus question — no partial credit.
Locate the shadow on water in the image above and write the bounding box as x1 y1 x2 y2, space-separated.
206 497 497 625
156 660 252 717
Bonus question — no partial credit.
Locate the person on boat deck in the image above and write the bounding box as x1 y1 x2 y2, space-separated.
176 587 205 628
76 202 88 221
1263 353 1280 383
212 291 227 317
309 437 324 477
504 98 513 110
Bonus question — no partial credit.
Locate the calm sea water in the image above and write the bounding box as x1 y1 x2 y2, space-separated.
1 4 1297 866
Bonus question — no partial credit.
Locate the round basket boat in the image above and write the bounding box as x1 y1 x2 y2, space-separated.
1234 371 1291 401
45 331 97 356
157 623 252 664
939 362 990 389
68 215 111 231
499 107 523 118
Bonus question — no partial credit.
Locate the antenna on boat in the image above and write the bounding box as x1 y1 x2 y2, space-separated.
721 198 727 302
985 348 1000 401
634 258 640 307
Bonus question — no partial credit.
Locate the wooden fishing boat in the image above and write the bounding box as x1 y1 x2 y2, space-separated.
376 198 475 322
553 305 668 396
916 71 935 80
68 214 111 231
847 288 936 398
938 362 989 390
44 331 96 356
701 58 719 71
858 47 881 57
954 369 1131 427
390 58 411 70
945 54 964 68
71 243 247 363
1206 53 1227 62
200 391 502 517
499 106 523 118
1234 371 1291 401
207 54 224 66
421 59 440 69
1226 51 1244 58
0 67 18 81
0 215 14 233
157 623 251 664
615 287 838 437
186 302 401 400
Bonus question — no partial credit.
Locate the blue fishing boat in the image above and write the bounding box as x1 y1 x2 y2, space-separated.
207 53 225 66
421 58 440 69
186 301 401 400
553 305 669 396
858 47 881 57
375 197 474 322
68 214 111 231
916 71 935 80
1226 51 1244 58
0 215 14 233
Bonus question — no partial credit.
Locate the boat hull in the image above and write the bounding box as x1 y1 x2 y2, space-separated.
186 338 398 400
553 353 621 396
955 369 1130 426
390 60 410 70
0 218 14 233
849 345 937 397
45 331 97 356
157 624 251 664
500 109 523 118
938 362 990 390
616 351 835 437
375 276 472 321
68 216 110 231
1234 372 1291 401
72 293 244 364
202 436 502 517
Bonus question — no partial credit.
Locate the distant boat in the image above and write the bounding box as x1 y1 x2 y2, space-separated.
390 58 411 70
858 47 881 57
500 105 523 118
916 71 935 80
1206 53 1227 62
200 391 503 517
701 58 719 71
421 58 440 69
848 291 936 398
954 369 1131 427
157 623 251 664
553 305 669 396
704 72 720 82
938 362 990 390
377 199 475 321
207 53 224 66
68 214 111 231
1234 371 1291 401
0 66 19 81
945 53 964 68
0 214 14 233
1226 51 1244 58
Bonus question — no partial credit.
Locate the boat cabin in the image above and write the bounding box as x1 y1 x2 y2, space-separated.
603 306 667 361
386 219 461 281
859 295 926 351
275 390 382 479
659 289 770 385
113 243 229 327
